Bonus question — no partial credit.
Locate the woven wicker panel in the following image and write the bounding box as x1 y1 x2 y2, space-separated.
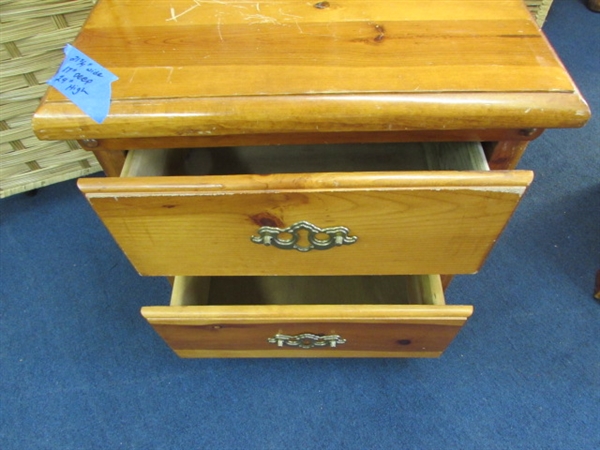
0 0 553 198
525 0 554 26
0 0 100 198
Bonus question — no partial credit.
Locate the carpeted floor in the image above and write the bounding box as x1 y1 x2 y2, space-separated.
1 0 598 448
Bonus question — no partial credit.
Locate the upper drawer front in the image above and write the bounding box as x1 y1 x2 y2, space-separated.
78 143 533 276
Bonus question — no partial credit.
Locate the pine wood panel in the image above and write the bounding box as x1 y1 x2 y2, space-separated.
141 274 472 358
79 170 533 276
77 129 543 153
147 320 470 358
78 142 531 277
32 0 590 141
35 92 588 142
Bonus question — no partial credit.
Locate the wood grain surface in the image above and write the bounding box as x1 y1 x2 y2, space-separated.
141 274 472 357
79 160 533 276
78 142 533 277
33 0 590 141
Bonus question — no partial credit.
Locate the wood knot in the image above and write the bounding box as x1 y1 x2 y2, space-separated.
249 212 284 228
373 23 385 42
314 1 330 9
519 128 537 137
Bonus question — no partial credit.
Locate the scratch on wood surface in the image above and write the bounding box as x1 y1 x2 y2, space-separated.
244 13 281 24
217 16 224 41
128 68 139 84
167 2 304 31
165 67 174 83
167 0 202 22
203 0 246 8
243 8 303 26
279 9 302 19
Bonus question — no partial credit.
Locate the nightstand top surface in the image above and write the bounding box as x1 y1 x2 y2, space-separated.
34 0 590 141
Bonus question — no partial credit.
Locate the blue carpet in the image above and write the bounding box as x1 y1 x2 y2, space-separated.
1 0 598 448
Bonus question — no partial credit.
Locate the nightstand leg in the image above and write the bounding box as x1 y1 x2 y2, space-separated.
92 149 127 177
440 275 454 291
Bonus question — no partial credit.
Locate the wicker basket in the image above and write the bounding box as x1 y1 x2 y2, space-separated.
0 0 100 198
0 0 553 198
526 0 554 26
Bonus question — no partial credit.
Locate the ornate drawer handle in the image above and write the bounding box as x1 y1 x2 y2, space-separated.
251 220 357 252
267 333 347 349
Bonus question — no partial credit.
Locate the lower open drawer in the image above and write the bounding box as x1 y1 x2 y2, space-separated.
141 275 472 358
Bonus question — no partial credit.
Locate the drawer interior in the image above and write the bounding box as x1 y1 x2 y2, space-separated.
170 274 445 307
121 142 490 178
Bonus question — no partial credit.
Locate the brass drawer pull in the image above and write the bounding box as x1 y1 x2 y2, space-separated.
267 333 347 349
251 220 357 252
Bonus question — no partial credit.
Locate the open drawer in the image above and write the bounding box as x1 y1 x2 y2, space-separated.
78 142 533 276
141 274 473 358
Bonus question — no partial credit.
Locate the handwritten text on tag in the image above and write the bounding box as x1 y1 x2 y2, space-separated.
48 44 118 123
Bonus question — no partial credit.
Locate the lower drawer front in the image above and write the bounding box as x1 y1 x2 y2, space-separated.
141 275 473 358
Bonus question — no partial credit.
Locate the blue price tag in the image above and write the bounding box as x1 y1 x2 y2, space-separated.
48 44 118 123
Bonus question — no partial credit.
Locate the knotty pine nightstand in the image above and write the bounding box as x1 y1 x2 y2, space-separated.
33 0 589 358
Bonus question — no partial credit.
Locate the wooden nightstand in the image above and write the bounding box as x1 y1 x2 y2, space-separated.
33 0 589 358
